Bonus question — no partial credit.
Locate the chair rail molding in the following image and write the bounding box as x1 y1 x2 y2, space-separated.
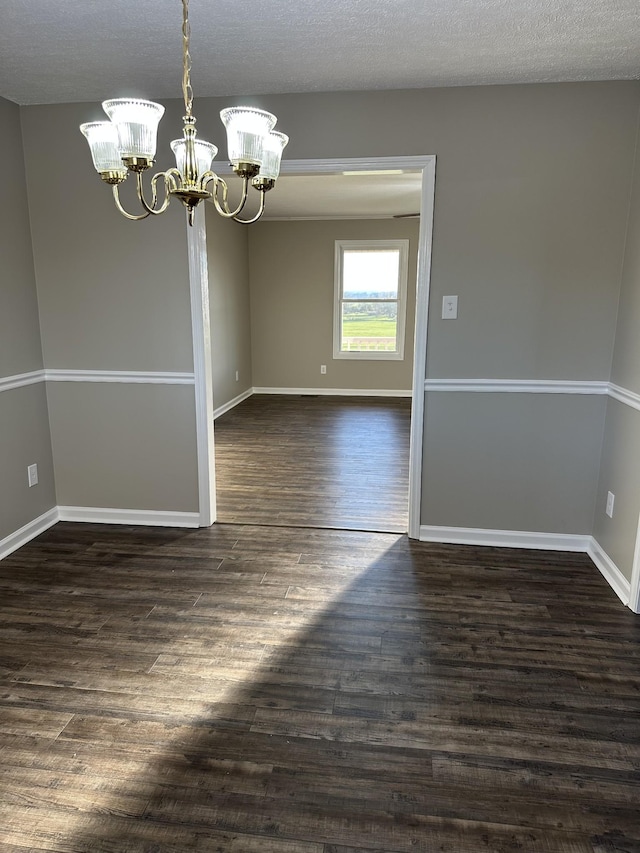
609 382 640 412
45 369 195 384
0 369 45 393
424 378 610 394
0 369 195 391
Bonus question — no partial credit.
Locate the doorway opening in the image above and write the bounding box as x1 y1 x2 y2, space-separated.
197 157 435 536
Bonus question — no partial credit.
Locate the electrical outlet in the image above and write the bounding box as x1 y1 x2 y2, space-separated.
320 365 327 375
606 491 615 518
27 463 38 488
235 370 239 382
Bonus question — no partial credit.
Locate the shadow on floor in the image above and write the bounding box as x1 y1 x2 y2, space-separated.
1 521 640 852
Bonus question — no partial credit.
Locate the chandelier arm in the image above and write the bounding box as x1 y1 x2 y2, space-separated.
199 170 217 191
164 169 181 192
112 185 152 220
233 189 267 225
135 171 173 216
209 175 250 218
209 175 233 216
153 170 181 208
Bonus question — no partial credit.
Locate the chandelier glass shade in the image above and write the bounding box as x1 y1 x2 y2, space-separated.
79 0 288 226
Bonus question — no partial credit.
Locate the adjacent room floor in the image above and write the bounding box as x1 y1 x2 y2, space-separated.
214 394 411 533
1 521 639 852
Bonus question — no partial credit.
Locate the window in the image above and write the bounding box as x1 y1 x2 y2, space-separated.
333 240 409 360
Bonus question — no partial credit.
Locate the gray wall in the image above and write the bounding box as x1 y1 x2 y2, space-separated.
593 108 640 581
46 383 198 512
20 100 199 514
218 83 632 376
0 96 56 541
21 101 194 373
206 208 253 410
593 400 640 581
423 393 607 534
248 218 419 390
221 82 634 536
8 82 640 551
1 97 44 378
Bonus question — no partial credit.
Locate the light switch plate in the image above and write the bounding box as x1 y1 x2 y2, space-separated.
442 295 458 319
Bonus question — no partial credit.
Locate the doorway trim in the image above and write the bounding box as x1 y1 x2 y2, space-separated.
191 155 436 537
630 512 640 613
187 205 216 527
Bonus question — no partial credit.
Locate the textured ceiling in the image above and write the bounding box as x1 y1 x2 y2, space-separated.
1 0 638 106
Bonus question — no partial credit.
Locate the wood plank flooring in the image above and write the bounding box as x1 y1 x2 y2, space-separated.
1 522 639 851
214 395 411 532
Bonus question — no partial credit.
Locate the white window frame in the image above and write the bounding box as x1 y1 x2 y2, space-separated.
333 239 409 361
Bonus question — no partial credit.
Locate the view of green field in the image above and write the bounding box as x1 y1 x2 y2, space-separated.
342 314 397 338
341 313 398 351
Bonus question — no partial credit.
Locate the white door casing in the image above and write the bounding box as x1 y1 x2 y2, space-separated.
189 156 436 536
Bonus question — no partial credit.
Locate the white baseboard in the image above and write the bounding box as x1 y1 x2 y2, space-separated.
0 507 59 560
419 525 590 552
57 506 200 528
2 510 631 613
419 525 634 610
587 538 631 606
213 388 253 420
0 505 200 561
253 387 412 397
213 387 412 418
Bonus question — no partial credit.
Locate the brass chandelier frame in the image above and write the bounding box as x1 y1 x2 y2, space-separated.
92 0 277 226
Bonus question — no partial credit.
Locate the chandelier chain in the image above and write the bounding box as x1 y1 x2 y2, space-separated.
181 0 194 118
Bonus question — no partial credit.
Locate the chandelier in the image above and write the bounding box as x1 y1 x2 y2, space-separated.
79 0 288 226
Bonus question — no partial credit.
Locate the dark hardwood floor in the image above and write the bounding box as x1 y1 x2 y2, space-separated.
1 521 639 852
214 395 411 533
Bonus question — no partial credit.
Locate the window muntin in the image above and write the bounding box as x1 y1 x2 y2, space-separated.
334 240 409 360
